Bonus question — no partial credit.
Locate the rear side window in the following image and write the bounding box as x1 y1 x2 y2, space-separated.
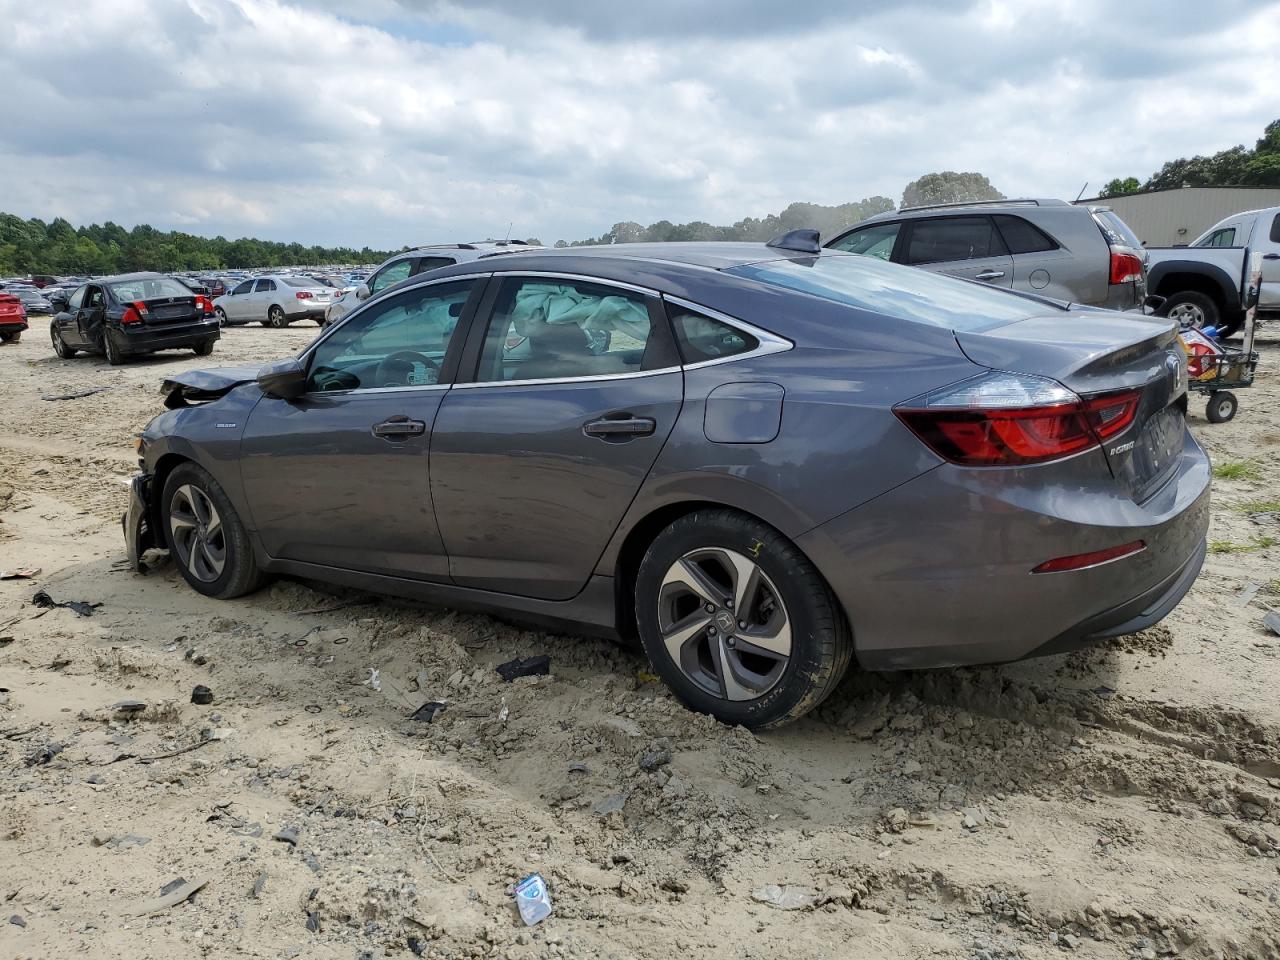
254 279 276 293
993 215 1058 254
1093 210 1142 248
726 255 1056 332
827 222 900 260
1270 213 1280 243
414 257 456 275
1196 227 1236 248
905 217 1006 265
666 304 758 363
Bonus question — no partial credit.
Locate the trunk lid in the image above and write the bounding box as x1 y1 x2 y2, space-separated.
141 295 200 325
956 311 1188 501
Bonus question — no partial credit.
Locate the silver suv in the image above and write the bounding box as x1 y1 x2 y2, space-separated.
324 240 542 326
824 199 1147 311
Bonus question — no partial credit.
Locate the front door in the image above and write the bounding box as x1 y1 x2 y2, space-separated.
225 280 253 321
75 284 107 346
239 278 481 579
1260 212 1280 312
901 215 1015 289
430 274 684 600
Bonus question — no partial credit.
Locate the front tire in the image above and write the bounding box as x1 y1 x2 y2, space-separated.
51 324 76 358
1159 290 1219 331
267 306 287 328
193 339 215 357
634 509 853 729
161 462 264 599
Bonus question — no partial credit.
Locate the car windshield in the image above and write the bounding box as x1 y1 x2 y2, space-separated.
726 254 1057 331
108 276 194 300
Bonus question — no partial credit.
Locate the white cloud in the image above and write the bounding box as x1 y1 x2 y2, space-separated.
0 0 1276 248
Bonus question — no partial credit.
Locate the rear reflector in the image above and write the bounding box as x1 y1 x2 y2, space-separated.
1032 540 1146 574
1109 250 1144 285
895 372 1143 467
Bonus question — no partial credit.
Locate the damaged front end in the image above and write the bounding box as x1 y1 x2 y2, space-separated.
160 365 260 409
122 473 157 572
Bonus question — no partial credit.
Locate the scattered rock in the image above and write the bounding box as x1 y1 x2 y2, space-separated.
191 685 214 705
273 827 300 847
252 872 268 899
408 701 447 723
593 794 627 816
495 655 550 682
639 749 671 771
8 915 26 928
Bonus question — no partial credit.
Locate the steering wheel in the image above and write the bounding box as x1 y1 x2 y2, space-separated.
375 350 440 387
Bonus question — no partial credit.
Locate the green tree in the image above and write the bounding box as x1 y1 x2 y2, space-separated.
901 172 1004 209
1099 177 1141 198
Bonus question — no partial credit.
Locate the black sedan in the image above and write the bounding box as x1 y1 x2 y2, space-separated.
51 272 220 365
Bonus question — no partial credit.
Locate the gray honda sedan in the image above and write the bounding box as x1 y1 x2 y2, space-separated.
123 234 1210 728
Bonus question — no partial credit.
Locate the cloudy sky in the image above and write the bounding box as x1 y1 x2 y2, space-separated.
1 0 1277 249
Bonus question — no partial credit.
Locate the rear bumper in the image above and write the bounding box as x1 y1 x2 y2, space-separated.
798 429 1212 671
117 318 220 354
286 303 328 320
0 318 28 332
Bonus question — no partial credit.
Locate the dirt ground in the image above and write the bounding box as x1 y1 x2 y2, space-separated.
1 320 1278 960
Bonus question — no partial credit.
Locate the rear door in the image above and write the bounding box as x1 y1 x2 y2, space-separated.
253 279 276 319
240 278 482 579
430 274 684 600
901 216 1014 288
1260 211 1280 311
993 214 1083 302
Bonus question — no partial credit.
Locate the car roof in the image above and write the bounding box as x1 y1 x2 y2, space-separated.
858 198 1074 224
90 271 169 283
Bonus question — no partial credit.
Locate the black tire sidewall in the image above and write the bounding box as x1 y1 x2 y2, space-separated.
1207 393 1237 423
635 510 847 728
1160 291 1219 329
103 331 124 365
161 463 260 599
268 307 286 327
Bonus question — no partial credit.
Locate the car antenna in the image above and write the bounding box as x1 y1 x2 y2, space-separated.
1074 181 1088 202
766 228 821 254
504 221 513 244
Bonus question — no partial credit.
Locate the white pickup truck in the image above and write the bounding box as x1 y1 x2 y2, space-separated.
1145 205 1280 337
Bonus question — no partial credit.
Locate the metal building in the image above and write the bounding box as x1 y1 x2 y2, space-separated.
1074 185 1280 246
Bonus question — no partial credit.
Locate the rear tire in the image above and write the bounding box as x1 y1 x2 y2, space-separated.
193 339 215 357
1206 391 1237 424
51 324 75 358
267 306 287 328
161 462 264 599
0 330 20 343
103 331 125 366
215 307 227 326
1158 290 1219 331
634 509 853 729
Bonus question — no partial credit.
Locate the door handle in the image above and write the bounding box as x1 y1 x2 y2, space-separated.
372 416 426 439
1263 253 1280 260
583 415 657 438
974 269 1006 281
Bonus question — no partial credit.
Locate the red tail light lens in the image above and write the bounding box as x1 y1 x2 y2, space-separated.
1032 540 1146 574
121 301 148 325
1109 250 1144 285
895 373 1142 467
195 294 213 314
295 291 313 300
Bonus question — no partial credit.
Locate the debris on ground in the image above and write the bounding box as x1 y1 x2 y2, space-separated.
513 873 553 926
40 386 111 401
408 700 447 723
0 567 40 580
752 884 816 910
1264 610 1280 636
124 876 208 916
190 684 214 705
31 589 100 617
495 654 550 682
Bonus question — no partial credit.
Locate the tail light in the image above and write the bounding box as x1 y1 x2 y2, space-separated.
1109 250 1144 285
121 300 149 325
895 372 1141 467
195 294 213 314
295 291 313 300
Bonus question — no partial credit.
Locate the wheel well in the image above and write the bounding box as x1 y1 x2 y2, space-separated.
1153 272 1226 308
149 453 192 533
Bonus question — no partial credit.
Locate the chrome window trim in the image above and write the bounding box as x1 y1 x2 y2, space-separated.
662 294 794 370
303 383 451 398
453 366 683 390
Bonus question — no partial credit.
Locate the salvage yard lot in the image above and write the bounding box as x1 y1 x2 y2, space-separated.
1 327 1279 960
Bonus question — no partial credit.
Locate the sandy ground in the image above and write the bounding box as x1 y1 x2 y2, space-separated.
0 320 1278 960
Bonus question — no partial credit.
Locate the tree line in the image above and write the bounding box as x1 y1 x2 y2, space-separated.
0 213 393 277
1100 118 1280 198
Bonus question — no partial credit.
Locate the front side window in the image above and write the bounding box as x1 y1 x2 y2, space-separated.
306 280 476 392
1271 213 1280 244
905 217 1006 265
828 222 900 260
67 285 86 310
475 278 655 384
370 258 414 294
85 286 105 308
667 304 757 363
231 280 253 295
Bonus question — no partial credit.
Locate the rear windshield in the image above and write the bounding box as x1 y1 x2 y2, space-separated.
725 254 1055 332
108 276 194 301
281 276 316 288
1092 210 1142 249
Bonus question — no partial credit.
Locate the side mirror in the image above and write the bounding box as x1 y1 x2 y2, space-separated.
356 283 371 301
256 358 307 400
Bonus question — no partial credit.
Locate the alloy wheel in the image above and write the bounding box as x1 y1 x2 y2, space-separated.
657 547 791 701
168 483 227 583
1167 302 1206 328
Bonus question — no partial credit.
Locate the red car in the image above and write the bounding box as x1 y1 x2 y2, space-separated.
0 292 27 342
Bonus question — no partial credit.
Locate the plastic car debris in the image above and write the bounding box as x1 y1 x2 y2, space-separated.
513 873 553 926
0 567 40 580
495 655 550 682
32 590 100 617
40 386 111 401
191 685 214 705
1265 611 1280 637
408 701 447 723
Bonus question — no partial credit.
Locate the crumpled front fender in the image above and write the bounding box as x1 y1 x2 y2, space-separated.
122 473 159 572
